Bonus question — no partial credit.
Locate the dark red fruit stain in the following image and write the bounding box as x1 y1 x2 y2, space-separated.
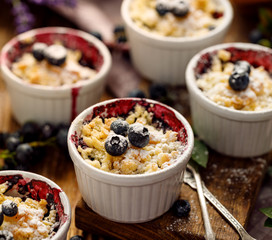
72 99 188 146
195 47 272 77
71 87 81 122
0 174 67 227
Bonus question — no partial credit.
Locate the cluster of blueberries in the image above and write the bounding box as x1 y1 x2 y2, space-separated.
32 42 68 66
228 60 251 91
105 119 150 156
0 121 69 171
155 0 189 17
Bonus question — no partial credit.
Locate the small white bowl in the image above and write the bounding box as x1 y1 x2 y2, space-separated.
0 27 112 125
0 170 71 240
186 42 272 157
68 98 194 223
121 0 233 85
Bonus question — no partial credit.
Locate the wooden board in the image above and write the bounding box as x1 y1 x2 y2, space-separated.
75 150 271 240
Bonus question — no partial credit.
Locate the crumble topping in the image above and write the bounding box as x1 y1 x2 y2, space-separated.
196 49 272 111
77 105 186 174
0 182 57 240
129 0 224 37
11 44 97 87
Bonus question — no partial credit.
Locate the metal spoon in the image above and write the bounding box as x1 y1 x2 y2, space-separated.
187 164 216 240
184 169 257 240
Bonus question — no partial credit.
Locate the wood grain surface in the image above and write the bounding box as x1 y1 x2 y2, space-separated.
0 1 271 240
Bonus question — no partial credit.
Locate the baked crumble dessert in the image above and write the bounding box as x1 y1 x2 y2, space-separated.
130 0 224 37
11 42 97 87
196 49 272 111
0 175 66 240
76 104 187 174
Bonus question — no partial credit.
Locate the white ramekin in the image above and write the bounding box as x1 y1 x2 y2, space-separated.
121 0 233 85
0 27 112 125
186 42 272 157
68 98 194 223
0 170 71 240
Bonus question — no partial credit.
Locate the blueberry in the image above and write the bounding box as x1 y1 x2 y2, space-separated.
156 3 169 16
229 71 250 91
173 199 191 217
127 89 146 98
117 35 127 43
32 42 48 61
149 83 167 100
40 122 57 140
70 236 84 240
172 1 189 17
0 209 3 226
44 44 67 66
21 121 40 143
5 136 21 152
0 132 9 149
128 123 149 148
113 25 125 34
56 127 69 151
89 31 103 41
110 119 129 136
105 134 128 156
0 230 14 240
234 61 251 74
15 143 34 165
2 200 18 217
249 28 263 44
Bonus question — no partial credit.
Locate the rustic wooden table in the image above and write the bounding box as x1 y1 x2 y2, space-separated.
0 1 271 240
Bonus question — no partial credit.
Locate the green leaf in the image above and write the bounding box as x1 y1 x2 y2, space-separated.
264 217 272 228
191 139 208 168
260 207 272 218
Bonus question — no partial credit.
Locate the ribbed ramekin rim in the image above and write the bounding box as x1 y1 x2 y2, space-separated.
0 27 112 94
68 98 194 185
121 0 233 44
0 170 71 240
185 42 272 121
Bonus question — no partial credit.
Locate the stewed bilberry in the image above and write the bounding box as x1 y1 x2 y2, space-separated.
44 44 67 66
105 134 128 156
128 123 150 148
229 71 250 91
173 199 191 217
0 230 14 240
110 119 129 136
2 200 18 217
32 42 48 61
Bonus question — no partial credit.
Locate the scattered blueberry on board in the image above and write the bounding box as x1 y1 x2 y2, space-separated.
70 235 85 240
173 199 191 217
0 121 70 171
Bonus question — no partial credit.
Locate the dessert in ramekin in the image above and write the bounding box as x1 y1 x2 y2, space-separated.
0 27 112 125
0 170 71 240
121 0 233 85
68 98 194 223
186 42 272 157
